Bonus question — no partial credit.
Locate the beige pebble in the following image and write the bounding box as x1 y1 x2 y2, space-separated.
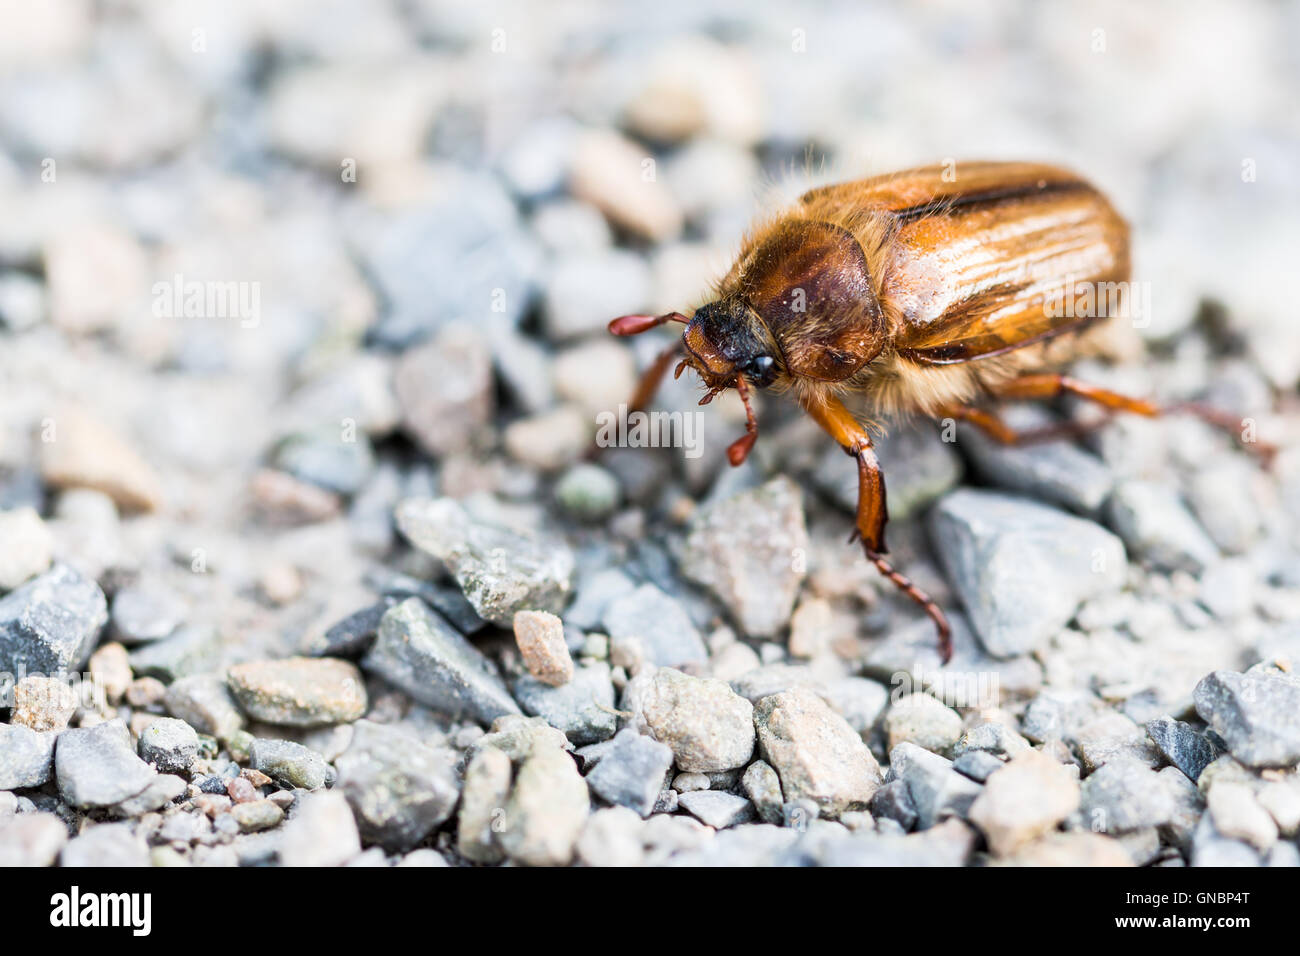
512 610 574 687
88 642 132 704
10 676 78 732
570 129 683 241
40 404 165 513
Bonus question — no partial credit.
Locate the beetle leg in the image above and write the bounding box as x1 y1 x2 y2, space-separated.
627 342 684 416
986 373 1273 459
802 394 952 662
727 373 759 466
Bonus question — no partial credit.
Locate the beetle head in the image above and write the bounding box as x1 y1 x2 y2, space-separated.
680 298 783 393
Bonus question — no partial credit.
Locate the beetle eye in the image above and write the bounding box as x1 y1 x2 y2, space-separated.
743 354 776 387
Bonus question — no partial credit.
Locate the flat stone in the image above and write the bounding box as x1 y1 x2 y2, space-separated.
680 476 808 639
0 563 107 675
601 584 707 668
1107 479 1219 574
634 667 755 772
929 489 1126 657
0 723 55 789
1079 758 1176 833
678 790 755 828
248 738 330 790
584 728 674 817
137 717 199 773
755 686 883 818
395 497 573 625
968 749 1080 856
227 657 368 727
361 597 519 724
1145 715 1220 782
232 799 285 833
512 661 617 745
334 720 460 851
279 791 361 867
56 721 156 808
1194 667 1300 768
499 744 589 866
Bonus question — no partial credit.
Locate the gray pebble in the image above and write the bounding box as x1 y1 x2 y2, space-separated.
1079 758 1176 833
678 790 755 829
601 584 707 668
741 759 785 824
361 597 519 724
0 563 107 675
1145 714 1220 782
60 822 149 867
1194 667 1300 768
885 743 981 830
1107 480 1219 573
952 750 1006 783
0 811 67 866
55 721 156 809
0 723 55 789
249 738 330 790
584 728 674 817
163 674 246 741
137 717 199 773
512 661 618 745
110 580 187 644
278 790 361 867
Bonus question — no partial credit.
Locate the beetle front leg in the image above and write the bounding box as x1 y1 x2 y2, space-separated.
802 395 953 662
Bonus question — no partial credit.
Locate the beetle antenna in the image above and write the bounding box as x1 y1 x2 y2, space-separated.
727 373 760 466
608 312 689 336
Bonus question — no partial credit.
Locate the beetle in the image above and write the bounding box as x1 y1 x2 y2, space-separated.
609 161 1257 662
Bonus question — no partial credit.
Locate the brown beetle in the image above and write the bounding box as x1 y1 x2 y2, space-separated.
610 161 1258 661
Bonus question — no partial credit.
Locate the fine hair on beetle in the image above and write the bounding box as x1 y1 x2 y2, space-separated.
609 160 1268 662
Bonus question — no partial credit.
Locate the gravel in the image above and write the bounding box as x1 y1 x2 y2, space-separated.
137 717 199 773
1107 480 1220 574
279 791 361 867
1079 758 1177 833
334 720 460 851
512 662 618 746
361 597 519 724
929 489 1126 657
601 584 708 668
1193 666 1300 768
55 721 156 808
512 610 574 687
1145 715 1221 782
968 750 1079 855
583 728 674 817
498 744 590 867
633 667 755 772
458 746 512 864
0 723 55 789
0 563 107 675
0 507 53 590
755 686 883 818
678 790 755 829
248 738 330 790
885 743 981 831
227 657 368 726
884 693 964 755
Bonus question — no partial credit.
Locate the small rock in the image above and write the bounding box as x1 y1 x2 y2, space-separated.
884 694 964 755
396 498 573 626
0 811 67 866
601 584 707 667
226 657 367 727
164 674 245 741
953 750 1006 783
110 773 186 816
513 610 574 687
584 728 674 817
468 714 570 764
334 720 460 851
458 746 512 864
231 800 285 833
554 463 621 522
673 771 710 791
279 791 361 867
361 597 519 724
9 675 77 731
1107 480 1219 574
271 430 375 497
61 822 149 867
310 601 390 658
1079 759 1176 833
569 129 683 242
1145 715 1220 782
680 477 809 639
512 661 617 745
40 405 163 512
929 489 1126 657
1186 461 1263 553
1194 667 1300 768
0 562 107 675
636 667 755 772
819 677 890 736
499 744 590 866
503 405 588 472
1007 831 1133 867
1258 781 1300 837
968 750 1080 855
87 642 132 703
137 717 199 773
741 759 784 824
1207 781 1277 852
56 721 156 808
0 507 53 589
249 469 342 525
394 327 493 456
952 722 1033 760
127 624 223 683
0 723 55 789
576 806 645 867
248 738 330 790
678 790 755 828
886 743 981 830
755 686 883 817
